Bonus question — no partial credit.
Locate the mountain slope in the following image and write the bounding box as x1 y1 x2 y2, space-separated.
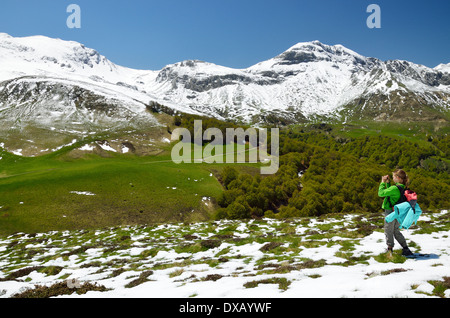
0 33 199 156
0 33 201 126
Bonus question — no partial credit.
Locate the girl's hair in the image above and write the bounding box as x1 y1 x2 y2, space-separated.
393 169 409 186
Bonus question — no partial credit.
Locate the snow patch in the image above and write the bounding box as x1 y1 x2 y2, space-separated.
79 144 95 151
69 191 96 196
96 141 116 152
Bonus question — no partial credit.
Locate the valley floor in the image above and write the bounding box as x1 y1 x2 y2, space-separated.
0 210 449 298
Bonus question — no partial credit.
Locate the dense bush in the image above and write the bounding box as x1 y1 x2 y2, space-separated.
215 127 449 219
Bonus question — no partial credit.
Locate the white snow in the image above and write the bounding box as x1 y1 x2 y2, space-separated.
435 63 450 74
0 210 448 298
69 191 96 196
51 139 77 152
96 141 116 152
79 144 95 151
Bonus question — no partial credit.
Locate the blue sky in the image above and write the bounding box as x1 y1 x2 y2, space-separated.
0 0 449 70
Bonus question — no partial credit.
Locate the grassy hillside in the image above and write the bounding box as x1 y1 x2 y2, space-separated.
0 130 267 236
0 150 220 236
1 115 448 237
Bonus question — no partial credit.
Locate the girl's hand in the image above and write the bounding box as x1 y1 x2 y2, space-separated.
381 175 389 183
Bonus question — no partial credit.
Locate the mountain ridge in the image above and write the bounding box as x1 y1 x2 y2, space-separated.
0 33 449 128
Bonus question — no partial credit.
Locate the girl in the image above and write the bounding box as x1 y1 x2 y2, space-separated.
378 169 413 256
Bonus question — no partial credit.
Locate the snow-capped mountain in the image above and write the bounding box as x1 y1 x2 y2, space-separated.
435 63 450 74
0 33 449 129
151 41 450 123
0 33 200 133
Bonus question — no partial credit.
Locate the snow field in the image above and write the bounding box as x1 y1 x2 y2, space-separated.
0 210 448 298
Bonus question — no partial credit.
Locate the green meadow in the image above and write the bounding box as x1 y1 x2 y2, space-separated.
0 144 230 236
